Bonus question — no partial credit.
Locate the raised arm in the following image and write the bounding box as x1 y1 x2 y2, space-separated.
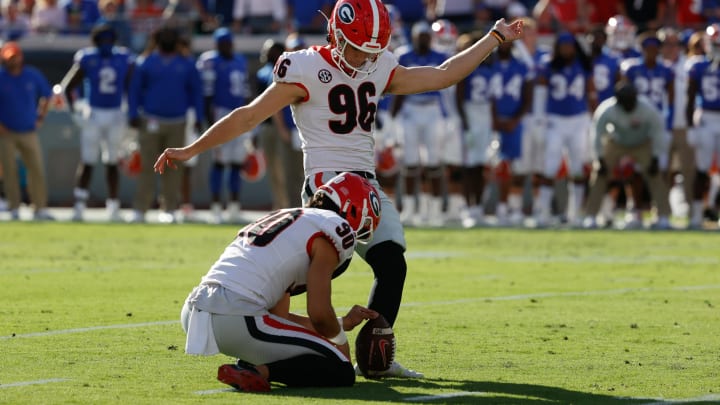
154 82 304 173
386 19 523 95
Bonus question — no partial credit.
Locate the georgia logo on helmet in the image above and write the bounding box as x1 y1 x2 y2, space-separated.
327 0 391 80
314 172 381 243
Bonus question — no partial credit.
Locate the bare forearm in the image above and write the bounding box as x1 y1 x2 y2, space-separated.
437 33 501 86
187 107 256 155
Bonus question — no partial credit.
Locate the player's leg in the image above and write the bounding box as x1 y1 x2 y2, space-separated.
102 109 125 221
211 313 354 389
566 114 591 225
73 112 101 221
15 132 51 219
227 133 248 223
585 139 623 227
688 116 714 228
399 113 422 225
537 116 564 226
157 122 185 222
0 135 21 218
633 142 671 228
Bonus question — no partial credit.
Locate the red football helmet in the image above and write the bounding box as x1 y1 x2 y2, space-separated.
241 149 267 182
327 0 391 79
376 146 399 176
605 15 636 51
431 19 458 55
314 172 382 243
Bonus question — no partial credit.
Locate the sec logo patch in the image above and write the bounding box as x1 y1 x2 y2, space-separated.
318 69 332 83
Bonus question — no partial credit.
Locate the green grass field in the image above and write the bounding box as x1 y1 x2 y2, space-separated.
1 223 719 404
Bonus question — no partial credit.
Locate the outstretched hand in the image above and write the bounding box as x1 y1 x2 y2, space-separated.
154 147 194 174
341 305 379 332
493 18 524 43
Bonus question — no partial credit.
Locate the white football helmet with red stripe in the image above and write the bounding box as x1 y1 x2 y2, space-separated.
431 19 458 55
327 0 391 79
605 14 636 51
314 172 382 243
705 23 720 59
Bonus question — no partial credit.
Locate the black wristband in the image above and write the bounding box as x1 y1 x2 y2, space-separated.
491 28 506 43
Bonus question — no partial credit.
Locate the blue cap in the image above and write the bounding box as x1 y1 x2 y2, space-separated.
214 27 232 43
557 32 575 45
640 36 661 48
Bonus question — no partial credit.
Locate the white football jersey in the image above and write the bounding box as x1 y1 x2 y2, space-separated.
273 46 399 176
201 208 356 312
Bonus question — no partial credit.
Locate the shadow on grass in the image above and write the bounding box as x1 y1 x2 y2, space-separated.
263 377 716 404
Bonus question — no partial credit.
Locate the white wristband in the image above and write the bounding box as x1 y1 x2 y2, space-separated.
328 317 347 345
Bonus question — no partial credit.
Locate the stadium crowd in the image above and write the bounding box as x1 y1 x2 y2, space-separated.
2 0 720 230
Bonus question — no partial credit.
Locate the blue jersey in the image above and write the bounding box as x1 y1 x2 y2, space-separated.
688 59 720 111
75 46 133 109
622 58 674 111
464 63 497 104
396 48 446 103
593 51 620 102
128 52 203 121
197 50 249 110
0 66 51 132
539 58 590 115
492 57 530 117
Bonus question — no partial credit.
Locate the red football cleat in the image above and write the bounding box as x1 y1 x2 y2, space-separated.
217 361 270 392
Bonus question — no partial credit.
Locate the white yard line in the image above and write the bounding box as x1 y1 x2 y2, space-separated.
404 391 487 401
194 388 237 395
403 392 720 403
0 320 177 340
3 284 720 340
0 378 69 388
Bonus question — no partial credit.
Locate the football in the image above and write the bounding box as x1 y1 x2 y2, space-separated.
354 315 395 378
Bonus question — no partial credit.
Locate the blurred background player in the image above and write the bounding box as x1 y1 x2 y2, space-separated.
198 27 250 224
255 38 289 210
659 27 696 225
273 32 306 207
513 17 549 224
587 25 623 226
127 25 203 223
431 18 465 224
535 32 596 227
0 41 53 221
686 23 720 229
392 21 447 226
178 34 202 223
620 31 674 228
491 38 532 226
584 82 670 229
62 24 133 222
606 15 641 61
455 32 495 228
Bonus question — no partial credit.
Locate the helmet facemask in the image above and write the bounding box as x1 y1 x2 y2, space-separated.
331 25 384 80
